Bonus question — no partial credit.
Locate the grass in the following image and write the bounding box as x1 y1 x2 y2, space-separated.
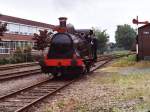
46 98 79 112
111 55 136 67
110 50 130 55
111 107 123 112
135 61 150 68
92 72 150 111
93 72 149 86
95 55 150 111
133 102 150 112
57 100 65 109
111 54 150 68
73 103 89 112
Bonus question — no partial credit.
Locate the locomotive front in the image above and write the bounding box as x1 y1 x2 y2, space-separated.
43 33 84 77
40 17 97 78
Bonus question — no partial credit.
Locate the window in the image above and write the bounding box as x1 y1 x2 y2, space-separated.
16 41 20 48
0 41 10 54
39 27 45 31
20 25 28 35
32 27 37 34
143 31 150 35
0 48 9 54
28 27 37 35
10 41 16 50
8 23 19 34
28 26 33 35
5 22 53 36
47 29 53 32
0 41 9 48
36 27 40 34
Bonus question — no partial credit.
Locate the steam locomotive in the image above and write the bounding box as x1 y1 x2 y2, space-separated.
41 17 97 78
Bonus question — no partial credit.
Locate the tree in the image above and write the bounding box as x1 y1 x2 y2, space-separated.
23 45 33 62
0 22 7 37
33 30 52 51
115 24 136 50
93 28 109 54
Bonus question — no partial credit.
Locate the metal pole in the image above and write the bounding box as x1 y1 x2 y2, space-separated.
136 16 139 61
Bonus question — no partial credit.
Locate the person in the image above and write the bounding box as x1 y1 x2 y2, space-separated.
88 30 97 62
92 36 98 62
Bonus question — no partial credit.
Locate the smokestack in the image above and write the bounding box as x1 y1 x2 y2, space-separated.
58 17 67 27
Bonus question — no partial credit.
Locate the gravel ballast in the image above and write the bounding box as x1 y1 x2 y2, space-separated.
1 59 149 112
0 72 50 97
33 72 125 112
33 67 149 112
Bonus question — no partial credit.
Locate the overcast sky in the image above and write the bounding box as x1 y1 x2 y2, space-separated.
0 0 150 42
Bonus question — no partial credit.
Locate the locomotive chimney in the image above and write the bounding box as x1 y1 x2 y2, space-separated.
58 17 67 27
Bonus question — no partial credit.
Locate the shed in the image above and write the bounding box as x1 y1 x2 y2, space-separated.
138 23 150 60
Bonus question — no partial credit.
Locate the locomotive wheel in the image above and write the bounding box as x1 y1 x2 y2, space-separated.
82 70 86 75
52 73 58 78
86 66 90 73
62 73 80 79
47 73 51 76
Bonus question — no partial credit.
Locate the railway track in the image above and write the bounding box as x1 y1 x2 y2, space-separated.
0 68 41 81
0 62 38 71
0 59 104 81
97 52 135 61
0 58 111 112
0 53 134 81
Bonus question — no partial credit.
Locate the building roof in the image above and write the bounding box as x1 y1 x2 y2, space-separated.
0 14 55 29
75 29 91 34
0 33 34 42
138 23 150 29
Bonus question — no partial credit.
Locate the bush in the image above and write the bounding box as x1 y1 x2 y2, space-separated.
0 46 35 65
12 46 34 63
0 58 9 65
23 46 34 62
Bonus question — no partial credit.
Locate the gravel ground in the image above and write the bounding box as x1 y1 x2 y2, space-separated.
30 71 126 112
119 67 150 75
31 64 149 112
0 60 149 112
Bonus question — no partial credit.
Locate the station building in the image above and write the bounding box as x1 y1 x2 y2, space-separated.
0 14 55 55
137 23 150 60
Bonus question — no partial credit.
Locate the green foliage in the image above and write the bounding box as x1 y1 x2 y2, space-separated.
111 107 122 112
133 102 150 112
12 46 34 63
74 103 89 112
0 22 7 36
0 46 34 65
57 100 65 109
111 55 136 67
33 30 52 51
23 45 33 62
13 47 24 63
111 50 130 55
0 58 9 65
93 28 109 54
115 24 136 50
94 61 150 112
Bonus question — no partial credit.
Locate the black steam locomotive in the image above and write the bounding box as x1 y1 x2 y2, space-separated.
41 17 97 78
